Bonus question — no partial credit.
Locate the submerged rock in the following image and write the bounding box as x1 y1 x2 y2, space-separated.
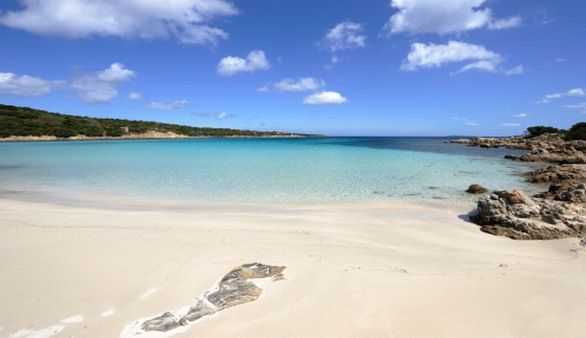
466 184 488 194
122 263 286 337
471 190 586 240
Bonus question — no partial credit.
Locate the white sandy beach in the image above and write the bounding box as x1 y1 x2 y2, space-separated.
0 197 585 338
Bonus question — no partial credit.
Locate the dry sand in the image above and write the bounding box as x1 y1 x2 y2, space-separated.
0 197 584 338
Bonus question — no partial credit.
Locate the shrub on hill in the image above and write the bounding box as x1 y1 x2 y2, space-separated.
526 126 562 138
565 122 586 141
0 104 295 138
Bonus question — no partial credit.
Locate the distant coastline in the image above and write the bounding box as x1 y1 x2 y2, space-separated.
0 103 309 141
0 132 308 143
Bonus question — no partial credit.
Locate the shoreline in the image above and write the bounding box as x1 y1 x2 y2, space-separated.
0 134 308 143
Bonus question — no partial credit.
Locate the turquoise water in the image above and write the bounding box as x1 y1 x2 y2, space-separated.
0 137 535 203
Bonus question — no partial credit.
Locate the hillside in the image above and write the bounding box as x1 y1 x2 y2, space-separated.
0 104 300 139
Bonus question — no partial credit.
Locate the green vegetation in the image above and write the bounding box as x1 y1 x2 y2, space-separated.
565 122 586 141
0 104 298 139
525 125 563 138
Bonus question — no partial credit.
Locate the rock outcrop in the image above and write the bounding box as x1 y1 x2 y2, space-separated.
466 184 488 194
471 190 586 240
534 182 586 203
455 132 586 240
526 164 586 184
122 263 286 337
452 134 586 164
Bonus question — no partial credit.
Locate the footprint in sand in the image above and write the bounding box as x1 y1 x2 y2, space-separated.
100 308 116 317
8 325 65 338
139 288 159 301
8 315 83 338
60 315 84 324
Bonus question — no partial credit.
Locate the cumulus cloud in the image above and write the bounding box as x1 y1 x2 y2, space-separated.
505 65 524 76
402 41 501 72
0 72 54 96
488 16 522 30
71 63 135 103
149 99 189 110
540 88 585 103
191 111 231 119
322 21 366 52
452 116 479 127
457 60 498 73
565 102 586 114
303 91 347 105
128 91 143 100
384 0 521 35
0 0 237 45
217 50 270 76
98 63 135 82
71 77 117 103
261 77 325 93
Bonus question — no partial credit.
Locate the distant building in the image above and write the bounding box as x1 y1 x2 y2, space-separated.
121 126 130 134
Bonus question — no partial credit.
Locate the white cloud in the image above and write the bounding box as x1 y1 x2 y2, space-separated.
303 91 347 105
262 77 325 93
217 50 270 76
565 102 586 114
453 116 479 127
540 88 585 103
513 113 528 118
0 0 237 45
566 102 586 109
458 60 498 74
322 21 366 52
488 16 522 30
256 85 270 93
505 65 524 76
149 99 189 110
384 0 521 35
71 77 117 103
129 91 143 100
192 111 230 119
71 63 135 103
568 88 585 96
98 63 135 82
501 122 521 127
402 41 501 72
0 72 53 96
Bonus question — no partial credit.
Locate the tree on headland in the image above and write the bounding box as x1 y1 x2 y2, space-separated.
0 104 300 139
565 122 586 141
525 126 563 138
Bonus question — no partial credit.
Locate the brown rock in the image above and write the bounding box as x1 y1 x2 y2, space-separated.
471 190 586 240
466 184 488 194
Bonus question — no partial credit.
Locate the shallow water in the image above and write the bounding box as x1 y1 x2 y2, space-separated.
0 137 536 203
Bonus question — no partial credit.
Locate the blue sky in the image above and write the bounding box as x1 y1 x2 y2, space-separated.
0 0 584 136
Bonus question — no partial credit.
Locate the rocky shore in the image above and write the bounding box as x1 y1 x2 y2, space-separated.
455 134 586 242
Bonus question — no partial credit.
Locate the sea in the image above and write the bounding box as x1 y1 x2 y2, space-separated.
0 137 537 204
